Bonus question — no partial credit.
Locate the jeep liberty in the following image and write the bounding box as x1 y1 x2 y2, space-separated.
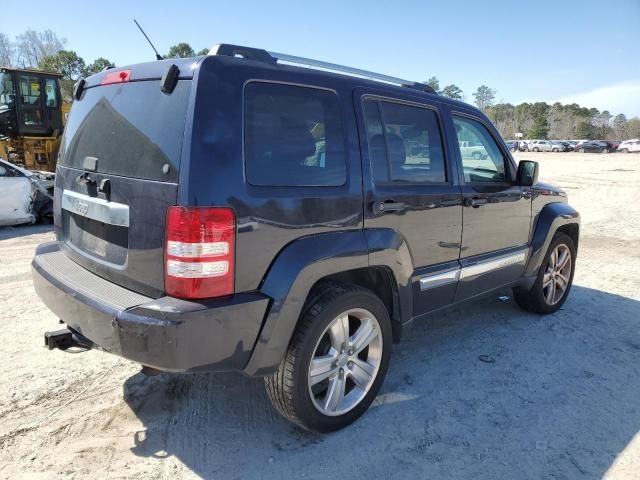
32 44 580 432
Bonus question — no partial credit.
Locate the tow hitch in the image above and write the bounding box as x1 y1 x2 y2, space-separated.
44 328 92 351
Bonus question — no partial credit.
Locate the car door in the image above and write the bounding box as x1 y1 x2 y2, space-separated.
450 111 532 301
355 89 463 316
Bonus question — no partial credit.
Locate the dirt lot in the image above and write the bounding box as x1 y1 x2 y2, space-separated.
1 152 639 479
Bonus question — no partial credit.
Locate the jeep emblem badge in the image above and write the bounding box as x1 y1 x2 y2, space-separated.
75 201 89 216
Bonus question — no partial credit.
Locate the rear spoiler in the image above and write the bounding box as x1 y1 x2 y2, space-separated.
75 57 200 98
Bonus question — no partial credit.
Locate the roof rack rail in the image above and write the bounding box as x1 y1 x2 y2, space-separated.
208 44 436 94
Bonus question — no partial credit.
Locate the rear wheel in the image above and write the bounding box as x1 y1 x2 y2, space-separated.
620 148 629 153
552 148 559 152
533 147 539 152
514 234 576 314
265 284 392 432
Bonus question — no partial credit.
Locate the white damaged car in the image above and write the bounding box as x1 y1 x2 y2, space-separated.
0 158 54 226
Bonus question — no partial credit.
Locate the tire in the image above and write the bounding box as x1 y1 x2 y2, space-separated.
514 233 576 314
552 148 558 152
620 148 629 154
265 283 392 432
533 147 539 152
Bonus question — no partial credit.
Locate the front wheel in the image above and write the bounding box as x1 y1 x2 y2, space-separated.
533 147 539 152
265 284 392 432
514 234 576 314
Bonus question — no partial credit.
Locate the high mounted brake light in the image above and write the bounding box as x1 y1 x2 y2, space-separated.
100 70 131 86
164 207 235 299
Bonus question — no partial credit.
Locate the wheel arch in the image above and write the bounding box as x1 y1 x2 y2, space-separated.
310 265 403 342
244 229 413 376
525 202 580 278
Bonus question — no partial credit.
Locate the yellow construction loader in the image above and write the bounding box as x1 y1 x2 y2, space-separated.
0 67 70 172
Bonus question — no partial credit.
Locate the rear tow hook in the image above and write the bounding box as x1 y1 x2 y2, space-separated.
44 328 92 351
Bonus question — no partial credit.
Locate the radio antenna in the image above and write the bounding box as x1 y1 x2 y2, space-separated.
133 19 163 61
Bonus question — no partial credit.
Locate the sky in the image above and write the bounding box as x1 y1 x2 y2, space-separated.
3 0 640 116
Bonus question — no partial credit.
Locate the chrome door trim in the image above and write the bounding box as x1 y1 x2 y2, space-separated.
420 268 460 291
61 190 129 227
419 247 529 290
460 249 528 280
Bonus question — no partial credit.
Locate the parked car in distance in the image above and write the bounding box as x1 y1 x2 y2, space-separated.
575 141 614 153
530 140 566 152
618 139 640 153
505 140 519 152
558 141 574 151
31 44 580 433
459 140 489 159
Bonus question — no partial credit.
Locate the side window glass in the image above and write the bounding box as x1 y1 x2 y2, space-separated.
44 79 58 108
363 98 446 184
0 165 6 176
363 99 388 183
19 75 41 105
244 82 346 187
18 75 43 126
453 116 507 184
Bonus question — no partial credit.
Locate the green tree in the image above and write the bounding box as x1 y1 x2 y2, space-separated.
441 84 463 100
84 57 115 76
424 76 440 93
627 118 640 138
39 50 86 99
528 116 549 139
612 113 628 139
197 48 210 55
575 120 592 139
166 43 195 58
473 85 496 111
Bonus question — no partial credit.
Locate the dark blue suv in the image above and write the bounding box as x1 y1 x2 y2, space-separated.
32 44 580 432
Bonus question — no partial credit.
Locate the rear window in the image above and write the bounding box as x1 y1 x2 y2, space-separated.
244 82 346 187
60 80 191 182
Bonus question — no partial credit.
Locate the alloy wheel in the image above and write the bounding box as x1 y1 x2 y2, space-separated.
308 308 383 416
543 244 572 305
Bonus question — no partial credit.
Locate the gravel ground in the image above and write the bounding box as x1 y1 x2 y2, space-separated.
0 152 639 479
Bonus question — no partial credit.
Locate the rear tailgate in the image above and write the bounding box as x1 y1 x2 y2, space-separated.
54 67 194 298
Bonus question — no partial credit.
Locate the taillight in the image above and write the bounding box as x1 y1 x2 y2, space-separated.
164 206 235 299
100 70 131 85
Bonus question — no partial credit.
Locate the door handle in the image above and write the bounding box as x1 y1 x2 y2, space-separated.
465 197 488 208
373 200 407 214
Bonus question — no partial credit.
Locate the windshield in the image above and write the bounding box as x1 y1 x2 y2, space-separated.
0 72 15 114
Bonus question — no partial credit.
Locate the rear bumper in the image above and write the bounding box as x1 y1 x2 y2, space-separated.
32 242 270 373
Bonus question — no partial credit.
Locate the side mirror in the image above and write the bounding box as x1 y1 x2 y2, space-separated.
516 160 539 186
